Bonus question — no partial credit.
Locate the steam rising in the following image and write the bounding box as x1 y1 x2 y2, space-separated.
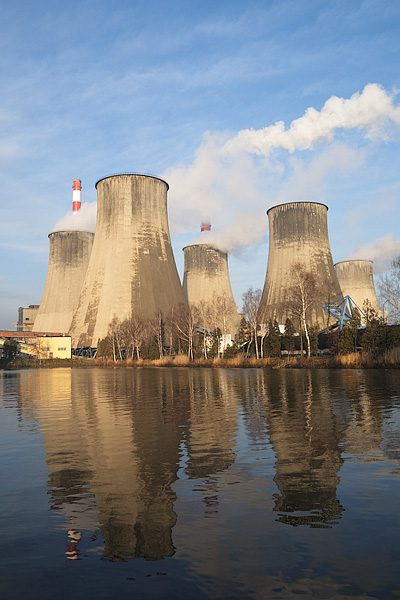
164 83 400 260
49 84 400 271
51 201 97 234
346 234 400 274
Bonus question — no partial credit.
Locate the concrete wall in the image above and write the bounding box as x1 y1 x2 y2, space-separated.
34 231 94 334
183 244 240 336
258 202 342 328
69 174 186 348
335 260 381 313
17 305 39 331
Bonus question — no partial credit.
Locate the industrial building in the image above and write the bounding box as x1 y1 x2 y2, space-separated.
183 238 240 337
34 180 94 334
258 202 342 329
69 174 186 349
335 260 381 314
0 331 71 359
34 230 94 334
17 305 40 332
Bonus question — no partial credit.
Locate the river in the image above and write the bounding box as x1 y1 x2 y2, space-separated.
1 367 399 599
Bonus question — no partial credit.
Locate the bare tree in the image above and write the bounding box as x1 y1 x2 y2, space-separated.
149 310 165 358
108 316 124 361
170 302 200 359
242 288 262 358
123 315 147 360
285 263 319 358
378 256 400 323
197 300 212 358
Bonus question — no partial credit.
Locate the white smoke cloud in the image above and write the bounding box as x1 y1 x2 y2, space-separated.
51 201 97 234
346 234 400 275
165 83 400 254
223 83 400 156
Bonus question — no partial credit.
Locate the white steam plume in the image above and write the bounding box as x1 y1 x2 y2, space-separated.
165 83 400 253
51 201 97 234
346 234 400 275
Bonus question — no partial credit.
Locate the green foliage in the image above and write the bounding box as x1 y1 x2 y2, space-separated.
339 323 354 355
264 320 281 357
3 338 18 359
96 337 113 358
282 318 295 356
309 324 320 356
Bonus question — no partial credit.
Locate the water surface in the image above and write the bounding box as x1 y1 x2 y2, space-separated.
1 367 399 599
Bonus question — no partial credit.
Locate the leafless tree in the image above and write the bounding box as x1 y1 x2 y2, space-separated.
170 302 200 359
123 315 147 360
196 300 212 358
378 256 400 323
285 263 319 358
107 315 124 361
149 310 165 358
242 287 262 358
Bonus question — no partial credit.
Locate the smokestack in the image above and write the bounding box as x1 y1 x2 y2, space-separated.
69 173 187 348
335 260 381 313
34 230 94 333
201 218 211 232
183 244 240 335
72 180 81 213
258 202 342 328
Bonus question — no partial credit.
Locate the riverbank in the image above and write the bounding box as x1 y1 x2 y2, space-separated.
2 348 400 370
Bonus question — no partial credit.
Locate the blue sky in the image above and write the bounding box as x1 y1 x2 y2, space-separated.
1 0 400 328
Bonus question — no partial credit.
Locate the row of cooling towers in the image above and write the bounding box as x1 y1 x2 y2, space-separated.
33 173 381 348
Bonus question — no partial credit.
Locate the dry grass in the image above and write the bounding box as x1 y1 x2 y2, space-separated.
5 347 400 370
334 353 362 368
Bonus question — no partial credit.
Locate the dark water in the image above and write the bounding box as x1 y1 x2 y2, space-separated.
1 367 399 599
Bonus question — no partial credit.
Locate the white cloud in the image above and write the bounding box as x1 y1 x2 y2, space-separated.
346 233 400 274
164 84 399 253
51 202 97 234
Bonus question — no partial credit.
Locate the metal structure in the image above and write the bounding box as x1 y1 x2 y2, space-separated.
322 295 366 332
69 173 186 349
257 202 342 328
34 230 94 333
335 260 381 314
183 242 240 336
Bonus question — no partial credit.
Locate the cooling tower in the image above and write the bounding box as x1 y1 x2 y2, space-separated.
183 244 240 335
69 174 186 348
335 260 380 313
34 231 94 333
258 202 342 328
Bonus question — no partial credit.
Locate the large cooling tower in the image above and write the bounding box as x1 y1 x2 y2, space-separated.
258 202 342 327
69 174 186 348
34 230 94 333
335 260 380 313
183 244 240 335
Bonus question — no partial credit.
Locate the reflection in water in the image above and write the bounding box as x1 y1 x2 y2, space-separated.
14 368 240 561
2 367 400 599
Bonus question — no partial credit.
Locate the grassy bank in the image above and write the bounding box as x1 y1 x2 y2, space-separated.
2 348 400 370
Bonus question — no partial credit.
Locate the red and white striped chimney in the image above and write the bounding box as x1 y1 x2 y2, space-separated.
201 218 211 232
72 180 81 213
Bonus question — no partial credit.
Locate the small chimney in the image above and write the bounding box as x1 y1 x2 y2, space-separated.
201 218 211 232
72 180 82 213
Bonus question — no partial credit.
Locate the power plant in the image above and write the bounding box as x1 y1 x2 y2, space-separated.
183 228 240 336
69 173 186 349
335 260 381 314
34 181 94 334
257 202 343 328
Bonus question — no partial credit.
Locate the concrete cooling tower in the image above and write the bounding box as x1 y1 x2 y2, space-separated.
183 244 240 336
258 202 342 328
335 260 380 313
69 174 186 348
34 230 94 333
